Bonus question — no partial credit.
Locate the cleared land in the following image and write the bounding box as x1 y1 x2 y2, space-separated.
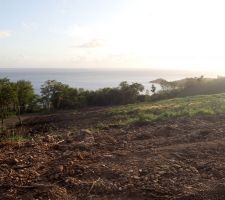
1 94 225 199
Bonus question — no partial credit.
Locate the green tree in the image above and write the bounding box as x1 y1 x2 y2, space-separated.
27 94 42 112
119 81 144 104
41 80 72 110
0 78 15 130
14 80 34 124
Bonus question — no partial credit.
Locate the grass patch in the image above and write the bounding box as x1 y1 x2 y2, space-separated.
108 93 225 126
0 133 30 143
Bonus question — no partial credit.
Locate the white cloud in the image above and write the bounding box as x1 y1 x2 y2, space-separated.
37 0 225 72
21 21 38 30
0 31 11 39
72 39 103 48
56 0 68 14
66 24 104 40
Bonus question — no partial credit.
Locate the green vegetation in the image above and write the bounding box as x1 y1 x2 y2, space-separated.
0 78 146 130
0 78 16 130
3 75 225 131
108 93 225 126
0 134 30 142
151 76 225 100
14 80 34 124
40 80 145 109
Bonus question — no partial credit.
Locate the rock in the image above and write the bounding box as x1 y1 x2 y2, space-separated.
158 171 166 175
133 175 140 180
173 164 182 168
103 154 113 158
56 165 64 173
80 129 92 135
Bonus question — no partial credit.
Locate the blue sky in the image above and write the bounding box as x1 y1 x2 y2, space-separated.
1 0 225 73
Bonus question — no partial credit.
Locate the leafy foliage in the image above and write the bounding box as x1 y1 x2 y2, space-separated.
40 80 145 109
0 78 16 129
151 76 225 101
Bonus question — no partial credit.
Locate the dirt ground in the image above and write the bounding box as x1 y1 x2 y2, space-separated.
1 108 225 199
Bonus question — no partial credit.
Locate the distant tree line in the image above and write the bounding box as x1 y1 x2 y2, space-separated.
0 78 148 129
150 76 225 100
2 75 225 129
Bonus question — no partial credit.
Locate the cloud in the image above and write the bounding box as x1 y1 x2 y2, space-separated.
66 24 95 39
59 9 67 14
0 31 11 39
66 25 107 50
21 21 38 30
57 0 68 14
72 39 103 48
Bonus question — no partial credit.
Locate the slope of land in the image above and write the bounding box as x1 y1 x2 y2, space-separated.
2 94 225 199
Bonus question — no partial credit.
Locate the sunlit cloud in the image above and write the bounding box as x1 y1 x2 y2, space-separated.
0 31 11 39
66 24 106 41
72 39 103 48
2 0 225 72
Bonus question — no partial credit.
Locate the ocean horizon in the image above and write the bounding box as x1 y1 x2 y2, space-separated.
0 68 211 93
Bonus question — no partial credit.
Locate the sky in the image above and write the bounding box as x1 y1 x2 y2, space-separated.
1 0 225 73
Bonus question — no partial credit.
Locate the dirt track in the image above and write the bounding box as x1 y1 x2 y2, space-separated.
1 109 225 199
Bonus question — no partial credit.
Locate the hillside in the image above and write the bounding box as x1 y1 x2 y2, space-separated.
2 94 225 199
150 77 225 101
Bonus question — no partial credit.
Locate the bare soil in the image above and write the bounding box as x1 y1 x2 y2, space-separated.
1 108 225 199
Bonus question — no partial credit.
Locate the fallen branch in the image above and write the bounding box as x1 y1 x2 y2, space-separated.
13 164 33 170
87 177 101 196
0 183 55 189
15 183 55 189
55 140 65 145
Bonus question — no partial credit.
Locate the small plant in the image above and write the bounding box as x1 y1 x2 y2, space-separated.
189 108 215 117
95 123 109 130
0 130 30 143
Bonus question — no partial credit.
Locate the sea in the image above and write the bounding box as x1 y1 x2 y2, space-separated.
0 68 208 94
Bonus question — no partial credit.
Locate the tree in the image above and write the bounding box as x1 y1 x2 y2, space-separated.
41 80 59 110
14 80 34 124
41 80 72 110
0 78 15 130
27 94 42 112
119 81 144 104
151 84 156 94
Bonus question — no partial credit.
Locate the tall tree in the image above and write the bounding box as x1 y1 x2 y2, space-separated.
41 80 69 110
0 78 15 130
14 80 34 124
119 81 144 104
